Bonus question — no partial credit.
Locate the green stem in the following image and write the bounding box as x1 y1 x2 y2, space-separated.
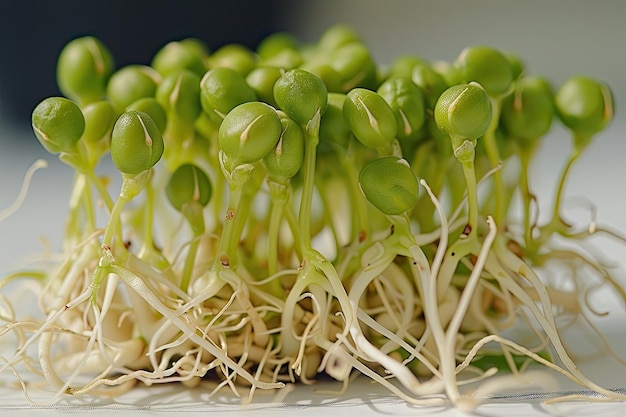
436 138 480 299
179 202 206 292
284 200 302 261
213 183 244 269
551 146 585 225
461 158 479 238
102 194 130 250
85 171 114 212
180 235 201 293
482 97 505 225
517 143 535 251
103 170 151 258
139 180 156 255
267 181 289 276
59 153 114 212
81 174 97 233
298 132 319 253
64 173 86 245
339 144 369 243
314 176 342 254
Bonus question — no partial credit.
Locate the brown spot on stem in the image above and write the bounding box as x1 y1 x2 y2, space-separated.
226 209 235 220
507 239 525 258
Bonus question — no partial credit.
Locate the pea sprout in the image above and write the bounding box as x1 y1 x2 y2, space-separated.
2 26 626 413
56 36 114 105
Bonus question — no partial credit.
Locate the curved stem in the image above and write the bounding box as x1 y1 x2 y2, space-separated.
551 150 581 226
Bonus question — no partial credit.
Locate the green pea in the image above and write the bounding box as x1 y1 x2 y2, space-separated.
555 76 614 135
56 36 114 104
107 65 160 114
319 92 351 149
359 156 419 215
432 60 462 87
179 38 210 61
194 111 219 141
387 55 425 79
343 88 397 151
410 64 449 109
261 49 303 70
151 40 206 77
257 32 299 60
207 43 257 76
317 24 361 52
200 67 257 122
434 83 492 141
273 69 328 131
377 76 426 141
110 110 164 175
166 163 212 212
330 42 378 91
263 115 305 182
506 53 525 80
126 97 167 134
501 76 554 143
81 100 114 143
156 70 202 126
218 101 282 170
246 66 284 107
455 46 513 97
32 97 85 154
298 61 343 93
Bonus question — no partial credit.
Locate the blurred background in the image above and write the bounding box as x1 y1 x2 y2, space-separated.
1 0 625 272
1 0 624 129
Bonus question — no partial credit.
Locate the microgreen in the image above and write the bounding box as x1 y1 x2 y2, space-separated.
2 25 625 412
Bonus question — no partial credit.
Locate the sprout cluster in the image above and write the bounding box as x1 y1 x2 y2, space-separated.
3 27 624 411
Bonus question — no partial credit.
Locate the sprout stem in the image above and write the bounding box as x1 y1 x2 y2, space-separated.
213 182 244 269
339 144 369 243
267 182 288 276
298 132 319 252
517 143 536 251
551 148 581 227
461 159 479 237
481 98 505 225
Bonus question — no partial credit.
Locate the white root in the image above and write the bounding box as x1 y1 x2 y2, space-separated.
108 263 284 390
0 159 48 222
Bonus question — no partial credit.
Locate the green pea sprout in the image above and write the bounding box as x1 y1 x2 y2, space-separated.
2 25 626 413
